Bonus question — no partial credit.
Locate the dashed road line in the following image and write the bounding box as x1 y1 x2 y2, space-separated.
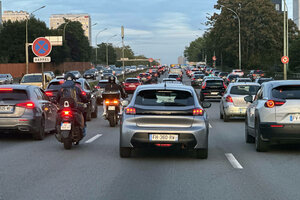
85 134 103 144
209 123 212 128
225 153 243 169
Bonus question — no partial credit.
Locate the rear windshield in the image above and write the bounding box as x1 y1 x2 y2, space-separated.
169 75 179 78
97 82 108 88
237 79 252 82
21 75 42 83
228 75 239 79
139 74 148 77
0 89 28 101
206 80 224 87
258 79 272 84
194 75 204 78
126 79 139 83
254 71 264 74
272 85 300 99
48 82 63 90
135 90 194 106
0 74 7 78
230 85 260 95
219 73 228 76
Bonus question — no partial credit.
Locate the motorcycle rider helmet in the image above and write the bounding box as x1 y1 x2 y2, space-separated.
108 75 116 84
64 72 76 81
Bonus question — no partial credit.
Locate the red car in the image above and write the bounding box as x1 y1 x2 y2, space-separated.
123 78 142 93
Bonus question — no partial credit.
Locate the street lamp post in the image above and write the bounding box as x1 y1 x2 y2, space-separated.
95 28 108 65
106 34 117 67
221 6 241 70
25 5 46 74
283 0 288 80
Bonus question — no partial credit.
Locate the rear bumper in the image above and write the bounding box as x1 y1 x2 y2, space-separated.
224 105 247 117
260 123 300 142
0 117 40 133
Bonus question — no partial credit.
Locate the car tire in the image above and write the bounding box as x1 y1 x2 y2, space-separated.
255 119 269 152
220 107 224 119
120 147 131 158
245 118 255 143
91 105 98 118
223 113 230 122
195 148 208 159
33 117 45 140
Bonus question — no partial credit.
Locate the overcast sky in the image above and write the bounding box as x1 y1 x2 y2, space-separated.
1 0 294 64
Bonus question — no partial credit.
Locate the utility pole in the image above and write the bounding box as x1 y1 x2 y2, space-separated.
121 26 125 79
95 28 107 65
284 0 287 80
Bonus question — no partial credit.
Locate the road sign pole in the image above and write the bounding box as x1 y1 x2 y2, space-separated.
42 63 45 89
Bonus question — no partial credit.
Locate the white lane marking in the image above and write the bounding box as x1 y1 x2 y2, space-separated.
225 153 243 169
85 134 103 144
209 123 212 128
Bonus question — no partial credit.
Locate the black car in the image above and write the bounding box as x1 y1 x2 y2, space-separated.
101 72 113 80
225 74 239 85
0 85 58 140
218 72 228 80
83 69 98 80
95 80 109 103
200 78 227 101
191 74 205 87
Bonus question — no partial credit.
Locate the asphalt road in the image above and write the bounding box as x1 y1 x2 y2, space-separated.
1 73 300 200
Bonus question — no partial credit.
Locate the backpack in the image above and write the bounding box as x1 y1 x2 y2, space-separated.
59 86 78 109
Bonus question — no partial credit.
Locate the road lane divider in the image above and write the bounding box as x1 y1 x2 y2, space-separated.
225 153 243 169
85 134 103 144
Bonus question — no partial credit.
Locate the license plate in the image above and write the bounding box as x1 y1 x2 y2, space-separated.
290 114 300 122
108 106 115 110
61 122 71 130
129 85 135 87
0 106 13 113
211 92 218 95
239 108 246 113
149 134 178 142
142 78 146 81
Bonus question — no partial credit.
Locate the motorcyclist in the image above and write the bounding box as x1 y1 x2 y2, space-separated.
102 75 127 116
56 72 89 136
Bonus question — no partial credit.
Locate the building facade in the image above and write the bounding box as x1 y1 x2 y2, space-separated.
2 10 29 22
294 0 300 30
50 14 91 45
272 0 282 12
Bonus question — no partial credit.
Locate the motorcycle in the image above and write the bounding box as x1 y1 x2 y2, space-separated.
55 101 86 149
102 92 121 127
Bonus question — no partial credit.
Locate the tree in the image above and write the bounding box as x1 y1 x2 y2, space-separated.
95 43 117 65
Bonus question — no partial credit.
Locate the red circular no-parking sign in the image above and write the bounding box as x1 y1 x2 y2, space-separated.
149 58 154 63
281 56 289 64
212 56 217 61
32 37 52 57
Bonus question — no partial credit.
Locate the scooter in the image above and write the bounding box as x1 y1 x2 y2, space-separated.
102 92 121 127
55 101 85 149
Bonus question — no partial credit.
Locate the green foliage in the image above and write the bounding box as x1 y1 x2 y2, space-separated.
95 43 117 65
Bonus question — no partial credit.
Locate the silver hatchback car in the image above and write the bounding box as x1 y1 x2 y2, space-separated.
245 80 300 152
120 83 211 159
220 82 260 121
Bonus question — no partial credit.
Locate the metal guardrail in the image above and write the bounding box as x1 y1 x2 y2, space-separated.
274 73 300 80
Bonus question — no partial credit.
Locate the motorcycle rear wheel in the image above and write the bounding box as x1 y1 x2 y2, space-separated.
64 139 72 150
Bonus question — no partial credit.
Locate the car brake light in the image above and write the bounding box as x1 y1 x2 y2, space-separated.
45 91 53 97
0 88 13 92
202 82 206 89
265 100 285 108
59 80 65 84
226 95 233 103
94 86 100 89
223 82 227 89
125 107 136 115
193 108 204 116
16 102 35 109
155 144 173 147
81 91 87 96
270 125 284 128
61 108 73 117
137 76 140 79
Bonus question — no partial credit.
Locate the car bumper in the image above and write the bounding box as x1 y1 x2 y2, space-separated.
0 117 40 133
124 87 137 92
224 105 247 117
260 123 300 142
120 122 208 149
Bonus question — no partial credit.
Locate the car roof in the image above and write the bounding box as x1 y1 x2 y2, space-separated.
264 80 300 88
0 84 33 90
99 80 109 83
126 78 138 80
229 82 260 86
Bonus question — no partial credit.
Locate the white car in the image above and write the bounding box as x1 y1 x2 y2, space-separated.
231 69 244 77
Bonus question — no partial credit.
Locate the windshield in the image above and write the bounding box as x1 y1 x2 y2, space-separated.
0 89 28 101
48 82 63 90
135 90 194 106
206 80 223 87
0 74 8 78
21 75 42 83
272 85 300 99
230 85 260 95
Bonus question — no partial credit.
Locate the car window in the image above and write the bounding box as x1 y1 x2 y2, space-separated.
48 82 63 90
255 88 263 100
98 82 108 88
135 90 194 106
126 79 139 83
21 75 42 83
230 85 260 95
0 89 28 100
39 89 50 101
206 80 223 86
34 88 43 100
272 85 300 99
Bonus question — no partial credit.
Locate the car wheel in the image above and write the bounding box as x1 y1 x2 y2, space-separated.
33 117 45 140
91 105 98 118
255 119 269 152
195 148 208 159
120 147 131 158
245 117 255 143
223 113 230 122
220 107 224 119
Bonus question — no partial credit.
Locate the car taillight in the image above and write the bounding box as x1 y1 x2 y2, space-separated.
125 107 136 115
81 91 87 96
137 76 140 79
147 76 151 79
264 100 285 108
0 88 13 92
16 102 35 109
45 91 53 97
193 108 204 116
226 95 233 103
223 82 227 89
94 86 100 89
155 144 173 147
193 78 196 80
202 82 206 89
270 125 284 128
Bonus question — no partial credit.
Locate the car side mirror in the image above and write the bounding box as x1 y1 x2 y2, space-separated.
202 101 211 109
244 95 253 103
121 100 129 107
